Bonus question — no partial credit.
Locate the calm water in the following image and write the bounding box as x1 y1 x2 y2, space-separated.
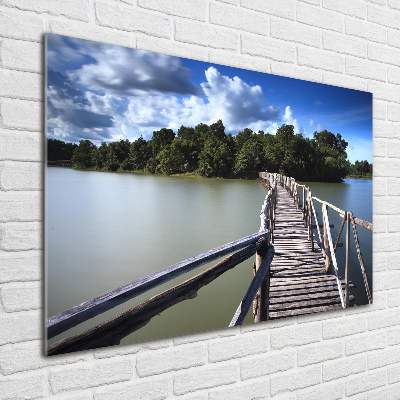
47 169 372 346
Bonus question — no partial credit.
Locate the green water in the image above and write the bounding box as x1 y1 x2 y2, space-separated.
47 169 372 347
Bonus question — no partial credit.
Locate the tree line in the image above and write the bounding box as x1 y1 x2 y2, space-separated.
47 120 371 182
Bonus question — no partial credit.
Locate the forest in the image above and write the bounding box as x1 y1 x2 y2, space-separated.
47 120 372 182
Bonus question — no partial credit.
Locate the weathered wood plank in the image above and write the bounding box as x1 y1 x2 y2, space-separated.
48 237 268 355
47 230 268 340
230 244 275 326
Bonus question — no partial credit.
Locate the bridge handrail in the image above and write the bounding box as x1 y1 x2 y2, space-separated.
47 230 270 340
265 170 372 306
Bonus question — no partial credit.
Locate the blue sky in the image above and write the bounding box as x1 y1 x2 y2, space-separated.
46 34 372 164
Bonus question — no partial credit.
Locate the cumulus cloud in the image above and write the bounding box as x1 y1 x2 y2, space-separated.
47 69 115 142
283 106 303 134
122 67 281 138
68 44 200 97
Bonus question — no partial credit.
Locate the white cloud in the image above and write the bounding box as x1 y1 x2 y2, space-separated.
283 106 303 134
309 119 314 127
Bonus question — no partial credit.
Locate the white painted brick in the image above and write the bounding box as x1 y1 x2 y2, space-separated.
209 332 268 362
323 315 366 339
270 323 322 350
368 308 400 330
208 380 269 400
323 0 366 19
373 177 387 196
388 364 400 384
0 340 88 375
240 350 295 379
345 331 386 356
364 0 386 4
323 31 366 58
241 35 296 63
297 340 343 366
374 121 400 140
323 355 366 382
0 250 41 283
373 252 387 273
0 39 42 73
388 66 400 85
0 130 43 161
173 327 235 345
2 0 90 22
345 18 386 44
389 0 400 10
374 100 387 121
388 327 400 346
241 0 295 20
368 346 400 370
270 365 321 396
373 233 400 251
0 371 46 400
387 178 400 196
368 4 400 30
369 43 400 68
0 310 40 345
300 0 320 5
1 98 43 132
47 393 91 400
388 215 400 232
345 368 386 396
372 215 386 233
297 381 343 400
374 270 400 291
173 363 238 395
387 288 400 308
50 359 133 394
96 1 170 39
138 0 206 21
322 72 367 92
0 8 44 42
369 82 400 103
0 161 43 191
388 103 400 122
388 252 400 269
271 62 323 84
298 47 344 73
217 0 237 4
0 191 41 222
137 36 209 62
346 57 386 82
388 29 400 49
209 50 270 75
49 20 133 49
210 2 269 36
271 19 320 47
297 3 343 32
94 378 169 400
368 383 400 400
1 281 41 312
0 221 42 251
95 338 170 358
166 395 206 400
136 343 206 377
175 20 237 50
374 197 400 215
241 316 295 333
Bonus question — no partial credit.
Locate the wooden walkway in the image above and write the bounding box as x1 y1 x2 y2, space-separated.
268 184 353 319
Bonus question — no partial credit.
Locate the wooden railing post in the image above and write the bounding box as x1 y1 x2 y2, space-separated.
345 212 350 307
322 202 330 271
253 239 270 323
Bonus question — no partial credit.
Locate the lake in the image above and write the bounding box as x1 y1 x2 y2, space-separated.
47 168 372 346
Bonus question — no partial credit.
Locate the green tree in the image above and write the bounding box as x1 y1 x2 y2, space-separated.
130 136 149 171
199 137 234 178
92 142 108 169
72 140 96 169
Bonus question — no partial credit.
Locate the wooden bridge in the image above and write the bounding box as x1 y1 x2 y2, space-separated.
47 171 372 355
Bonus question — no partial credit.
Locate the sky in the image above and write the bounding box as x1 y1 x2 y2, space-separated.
46 34 373 164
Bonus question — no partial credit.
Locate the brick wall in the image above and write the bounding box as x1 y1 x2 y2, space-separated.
1 0 399 398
